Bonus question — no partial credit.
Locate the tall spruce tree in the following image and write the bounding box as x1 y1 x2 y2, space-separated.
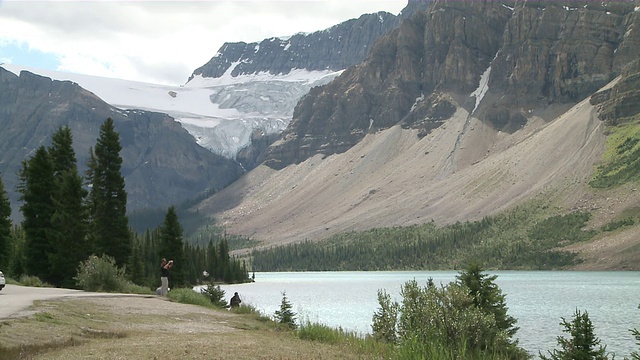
158 206 185 287
456 262 519 338
49 170 89 288
18 146 56 281
88 118 131 266
48 126 89 287
49 126 77 177
0 175 12 270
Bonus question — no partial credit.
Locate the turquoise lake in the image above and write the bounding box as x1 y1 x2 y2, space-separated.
208 271 640 357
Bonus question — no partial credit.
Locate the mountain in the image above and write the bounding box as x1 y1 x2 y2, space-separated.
261 0 640 169
194 0 640 269
0 3 422 222
190 3 427 80
186 1 429 166
0 67 243 221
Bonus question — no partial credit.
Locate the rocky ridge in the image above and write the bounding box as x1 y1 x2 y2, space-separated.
261 0 640 169
190 2 429 80
0 68 243 220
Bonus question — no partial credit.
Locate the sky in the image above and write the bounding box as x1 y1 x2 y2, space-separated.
0 1 406 86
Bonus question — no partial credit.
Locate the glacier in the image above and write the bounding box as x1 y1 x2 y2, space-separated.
3 64 342 159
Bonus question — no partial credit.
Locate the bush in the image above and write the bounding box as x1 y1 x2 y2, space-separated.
168 288 212 307
372 266 529 359
199 283 228 308
372 289 398 343
19 274 51 287
74 255 128 292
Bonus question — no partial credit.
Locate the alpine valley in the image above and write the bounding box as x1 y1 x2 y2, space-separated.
2 0 640 270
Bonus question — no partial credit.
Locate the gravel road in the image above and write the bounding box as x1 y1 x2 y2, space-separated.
0 284 153 319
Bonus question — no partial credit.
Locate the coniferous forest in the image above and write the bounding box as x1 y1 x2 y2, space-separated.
0 119 250 290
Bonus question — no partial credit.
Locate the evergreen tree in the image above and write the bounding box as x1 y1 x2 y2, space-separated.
9 226 26 276
49 170 89 287
274 291 297 329
49 126 76 177
88 118 130 266
0 175 12 270
158 206 185 287
18 147 56 281
630 327 640 360
84 147 98 255
128 240 145 285
456 263 519 338
48 126 89 287
540 309 610 360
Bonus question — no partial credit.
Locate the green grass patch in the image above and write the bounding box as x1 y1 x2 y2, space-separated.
296 320 391 357
591 119 640 188
167 288 214 308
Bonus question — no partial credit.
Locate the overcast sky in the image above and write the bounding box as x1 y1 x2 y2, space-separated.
0 1 406 85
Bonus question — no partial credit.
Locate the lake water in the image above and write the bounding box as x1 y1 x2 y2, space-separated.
209 271 640 357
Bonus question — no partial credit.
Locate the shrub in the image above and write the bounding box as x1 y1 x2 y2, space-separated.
199 283 228 308
373 266 529 359
19 274 51 287
74 255 128 292
372 289 398 343
167 288 212 307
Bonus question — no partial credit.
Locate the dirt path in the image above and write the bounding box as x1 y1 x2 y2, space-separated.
0 291 375 359
0 284 156 319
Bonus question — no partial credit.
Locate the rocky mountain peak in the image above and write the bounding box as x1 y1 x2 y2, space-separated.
189 1 430 81
260 0 640 169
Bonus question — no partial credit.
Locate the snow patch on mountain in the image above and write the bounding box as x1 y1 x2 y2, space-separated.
3 64 342 159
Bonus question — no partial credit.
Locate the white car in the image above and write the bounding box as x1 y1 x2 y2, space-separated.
0 270 5 291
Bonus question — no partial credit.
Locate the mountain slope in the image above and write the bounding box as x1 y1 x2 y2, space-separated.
193 1 640 269
0 67 243 220
196 92 607 244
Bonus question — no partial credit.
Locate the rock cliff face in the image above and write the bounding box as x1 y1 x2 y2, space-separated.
590 59 640 124
182 1 431 168
190 2 429 80
261 0 640 169
0 68 244 220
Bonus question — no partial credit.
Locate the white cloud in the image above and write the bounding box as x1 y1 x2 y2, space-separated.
0 1 406 85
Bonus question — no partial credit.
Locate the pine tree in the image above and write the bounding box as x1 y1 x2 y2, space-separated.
49 170 89 288
48 126 89 288
456 262 519 338
49 126 76 177
84 147 98 255
0 175 12 270
18 146 55 281
158 206 185 287
128 240 145 285
274 291 297 329
540 309 610 360
88 118 131 266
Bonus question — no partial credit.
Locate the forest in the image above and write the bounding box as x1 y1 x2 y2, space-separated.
0 119 250 291
251 205 635 271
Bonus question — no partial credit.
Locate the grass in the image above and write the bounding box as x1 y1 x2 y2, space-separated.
167 287 215 308
296 320 391 357
591 118 640 188
0 290 389 360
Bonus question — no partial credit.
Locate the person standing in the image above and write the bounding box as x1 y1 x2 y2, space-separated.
230 292 241 308
160 258 173 296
